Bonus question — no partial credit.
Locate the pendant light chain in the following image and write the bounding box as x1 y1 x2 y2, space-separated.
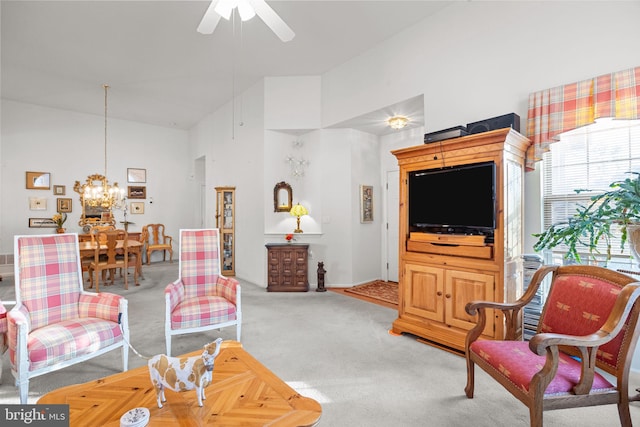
103 83 109 177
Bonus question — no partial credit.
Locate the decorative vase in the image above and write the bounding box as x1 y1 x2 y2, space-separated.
626 224 640 266
56 228 66 234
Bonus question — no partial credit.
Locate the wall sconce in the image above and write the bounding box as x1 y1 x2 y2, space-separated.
290 203 308 233
387 115 409 130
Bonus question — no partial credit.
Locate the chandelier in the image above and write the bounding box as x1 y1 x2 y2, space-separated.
73 84 125 210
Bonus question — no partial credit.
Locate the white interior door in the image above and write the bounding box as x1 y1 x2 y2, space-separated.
386 170 399 282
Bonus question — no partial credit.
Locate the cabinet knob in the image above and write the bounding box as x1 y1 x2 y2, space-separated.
437 291 443 296
445 294 451 299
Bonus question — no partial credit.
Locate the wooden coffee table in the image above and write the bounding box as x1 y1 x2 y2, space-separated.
38 341 321 426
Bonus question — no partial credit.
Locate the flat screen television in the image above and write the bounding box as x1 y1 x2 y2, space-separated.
408 161 496 237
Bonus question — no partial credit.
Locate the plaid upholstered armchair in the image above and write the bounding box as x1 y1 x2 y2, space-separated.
164 229 241 355
465 265 640 427
8 234 129 403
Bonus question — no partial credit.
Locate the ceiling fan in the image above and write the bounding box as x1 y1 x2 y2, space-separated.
197 0 295 42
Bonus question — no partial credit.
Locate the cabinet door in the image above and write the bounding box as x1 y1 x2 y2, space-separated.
216 187 235 276
402 263 444 322
444 270 495 333
221 231 234 274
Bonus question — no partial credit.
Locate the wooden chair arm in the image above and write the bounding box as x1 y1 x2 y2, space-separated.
465 265 559 343
164 235 173 245
528 282 640 395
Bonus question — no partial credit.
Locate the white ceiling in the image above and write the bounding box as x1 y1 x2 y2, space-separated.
1 1 449 134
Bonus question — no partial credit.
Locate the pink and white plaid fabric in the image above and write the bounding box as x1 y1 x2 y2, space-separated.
180 229 221 298
25 318 121 370
166 229 238 330
16 235 81 330
10 234 124 369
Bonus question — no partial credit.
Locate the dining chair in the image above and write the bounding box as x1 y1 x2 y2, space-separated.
143 224 173 265
116 229 142 286
88 229 134 291
81 224 116 282
8 233 129 403
164 229 241 355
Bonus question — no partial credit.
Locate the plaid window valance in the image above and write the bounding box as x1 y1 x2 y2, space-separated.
525 66 640 170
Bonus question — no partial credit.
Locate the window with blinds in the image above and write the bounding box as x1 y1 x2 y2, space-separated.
542 119 640 264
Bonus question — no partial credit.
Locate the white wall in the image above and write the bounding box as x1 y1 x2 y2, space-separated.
321 0 640 253
0 100 191 260
189 80 266 286
3 1 640 284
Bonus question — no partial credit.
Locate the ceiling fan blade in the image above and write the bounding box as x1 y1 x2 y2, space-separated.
247 0 295 42
197 0 223 34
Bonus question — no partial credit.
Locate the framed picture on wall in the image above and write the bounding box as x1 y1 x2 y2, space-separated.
57 198 72 213
53 185 66 195
29 197 47 210
28 218 57 228
127 168 146 183
131 202 145 214
127 186 146 199
26 171 51 190
360 185 373 223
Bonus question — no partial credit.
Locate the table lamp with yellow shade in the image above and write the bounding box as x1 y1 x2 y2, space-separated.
290 203 308 233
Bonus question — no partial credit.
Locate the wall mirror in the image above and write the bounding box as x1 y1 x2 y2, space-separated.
274 182 293 212
73 174 115 230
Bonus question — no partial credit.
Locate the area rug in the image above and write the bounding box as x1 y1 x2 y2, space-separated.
343 280 398 307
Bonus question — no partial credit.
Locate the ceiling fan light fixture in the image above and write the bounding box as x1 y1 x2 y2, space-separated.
237 0 256 21
387 115 409 130
214 0 234 20
198 0 295 42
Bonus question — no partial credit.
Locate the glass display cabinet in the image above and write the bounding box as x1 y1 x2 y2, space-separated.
215 186 236 276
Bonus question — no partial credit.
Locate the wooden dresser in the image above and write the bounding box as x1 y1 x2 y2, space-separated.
266 243 309 292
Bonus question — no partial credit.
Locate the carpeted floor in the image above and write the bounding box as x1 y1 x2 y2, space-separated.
2 264 640 426
331 280 398 309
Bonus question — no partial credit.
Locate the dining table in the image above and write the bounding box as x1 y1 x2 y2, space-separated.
78 239 144 285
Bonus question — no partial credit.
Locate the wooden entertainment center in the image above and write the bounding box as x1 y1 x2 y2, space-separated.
391 128 530 352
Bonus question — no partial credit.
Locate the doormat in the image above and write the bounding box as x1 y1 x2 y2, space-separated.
343 280 398 306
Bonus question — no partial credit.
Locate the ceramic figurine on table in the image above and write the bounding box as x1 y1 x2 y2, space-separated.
148 338 223 408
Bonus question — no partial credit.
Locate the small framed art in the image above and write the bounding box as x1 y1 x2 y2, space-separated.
131 202 145 214
29 197 47 210
128 186 146 199
29 218 57 228
127 168 146 183
53 185 66 195
57 198 72 213
360 185 373 223
26 171 51 190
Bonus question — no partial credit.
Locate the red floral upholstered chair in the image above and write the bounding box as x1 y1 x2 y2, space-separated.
465 265 640 427
8 233 129 403
164 229 241 355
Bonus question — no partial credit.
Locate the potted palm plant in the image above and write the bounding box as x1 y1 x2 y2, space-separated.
533 172 640 264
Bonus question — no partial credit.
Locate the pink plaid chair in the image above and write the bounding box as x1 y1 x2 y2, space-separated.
164 229 241 355
8 233 129 403
0 300 7 384
465 265 640 427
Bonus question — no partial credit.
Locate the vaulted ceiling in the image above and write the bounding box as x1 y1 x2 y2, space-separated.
2 1 449 133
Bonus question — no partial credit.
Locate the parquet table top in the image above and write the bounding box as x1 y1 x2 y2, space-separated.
38 341 321 426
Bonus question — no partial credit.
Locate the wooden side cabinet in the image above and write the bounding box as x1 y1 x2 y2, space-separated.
215 186 235 277
266 243 309 292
